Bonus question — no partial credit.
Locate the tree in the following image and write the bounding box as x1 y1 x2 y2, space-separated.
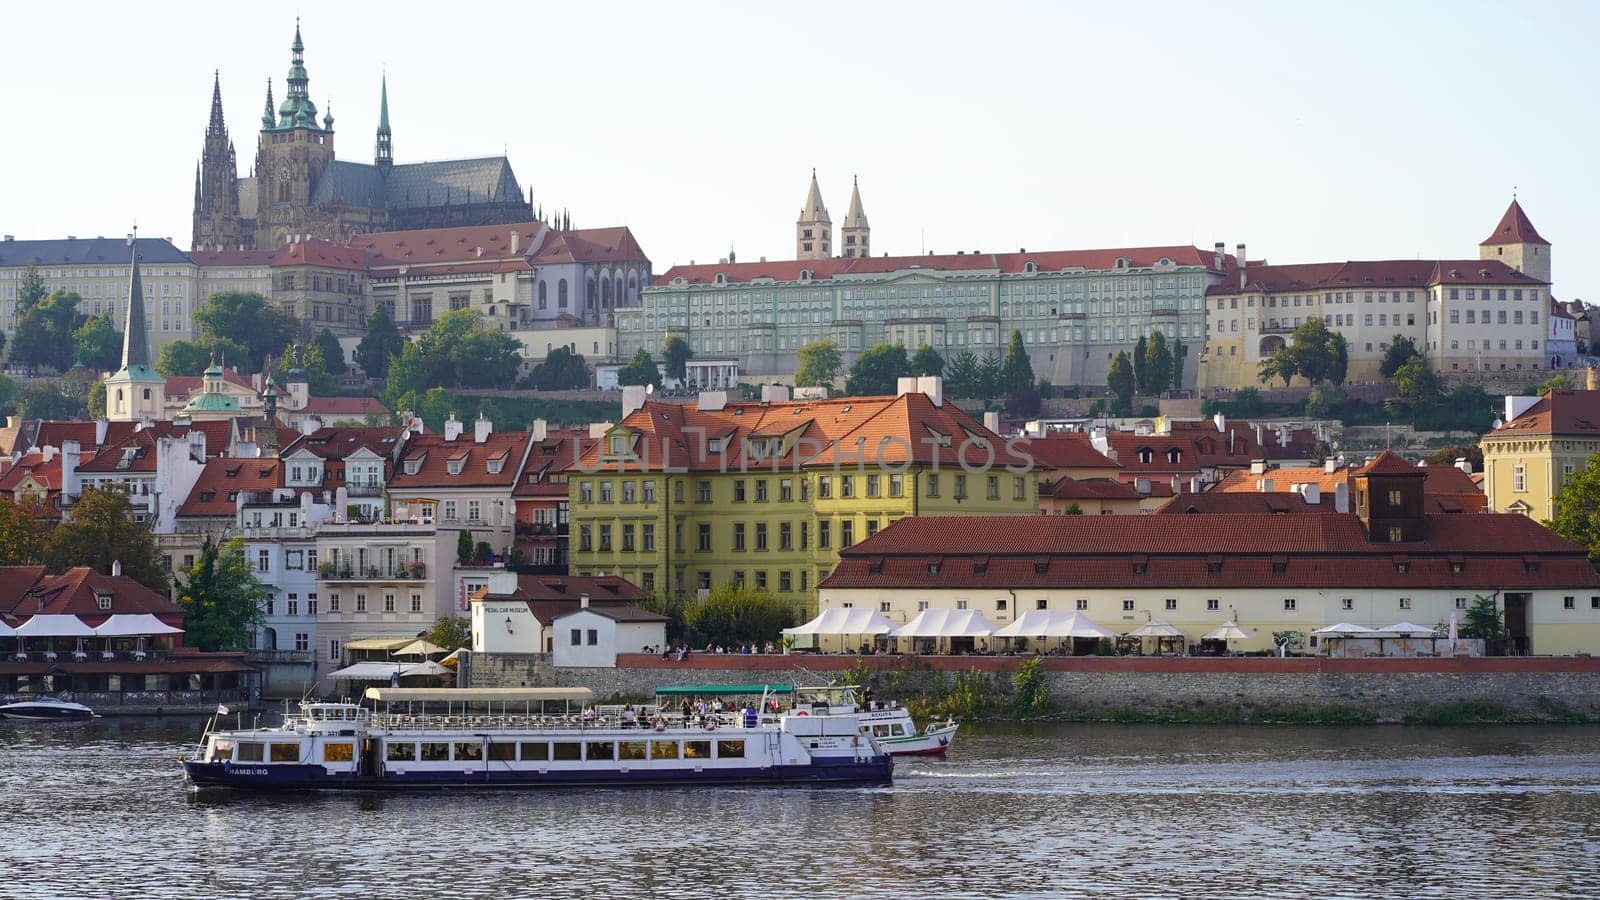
1107 350 1135 414
46 486 169 594
616 347 662 388
355 304 406 380
423 616 472 651
662 335 693 385
176 537 269 652
681 582 799 646
156 337 247 377
72 315 122 372
909 344 945 378
1327 332 1349 386
523 346 590 390
1286 318 1339 385
86 380 106 418
1171 338 1186 392
1529 372 1576 396
1550 454 1600 571
1392 356 1441 413
1143 331 1173 399
456 530 474 566
11 291 84 371
1379 335 1422 379
0 497 47 565
16 264 47 315
1459 594 1504 640
845 343 909 397
194 292 298 372
795 339 842 389
313 327 347 376
944 350 981 398
1424 444 1484 471
1132 334 1149 394
0 374 19 419
18 383 81 420
1258 349 1296 387
1000 330 1033 395
273 343 340 396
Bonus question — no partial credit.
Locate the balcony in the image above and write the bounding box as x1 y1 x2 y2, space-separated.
346 483 383 497
245 650 314 665
1259 323 1295 335
317 562 428 581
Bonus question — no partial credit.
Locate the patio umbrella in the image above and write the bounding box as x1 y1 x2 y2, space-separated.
92 614 183 636
1202 621 1254 642
1125 621 1186 639
1382 622 1437 637
1448 612 1459 653
440 648 464 667
393 639 448 658
1311 622 1380 636
0 620 15 638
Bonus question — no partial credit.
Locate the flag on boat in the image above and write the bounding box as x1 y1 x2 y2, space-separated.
216 704 230 716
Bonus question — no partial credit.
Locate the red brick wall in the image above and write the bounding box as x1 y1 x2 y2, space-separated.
615 653 1600 675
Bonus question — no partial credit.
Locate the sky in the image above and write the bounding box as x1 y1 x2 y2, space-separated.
5 1 1598 298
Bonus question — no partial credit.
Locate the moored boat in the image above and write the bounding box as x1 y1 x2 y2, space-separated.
0 698 97 721
181 687 892 790
657 684 959 757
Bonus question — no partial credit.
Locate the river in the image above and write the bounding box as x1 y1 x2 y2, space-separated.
2 718 1598 898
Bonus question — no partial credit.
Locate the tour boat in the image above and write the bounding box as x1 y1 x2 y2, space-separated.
0 698 97 721
181 687 893 790
659 684 960 757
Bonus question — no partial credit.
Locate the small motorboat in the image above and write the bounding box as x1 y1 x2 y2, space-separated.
0 698 97 721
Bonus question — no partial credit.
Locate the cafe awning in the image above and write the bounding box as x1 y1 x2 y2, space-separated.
343 636 417 652
995 609 1115 639
328 661 441 680
1202 621 1255 642
782 608 895 637
890 608 996 638
92 614 183 637
15 615 96 637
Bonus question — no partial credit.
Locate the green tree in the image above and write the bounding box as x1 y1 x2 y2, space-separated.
1012 657 1052 718
662 335 693 385
18 383 81 420
156 337 247 377
1327 332 1349 386
194 292 298 372
1132 334 1149 394
945 350 981 397
0 496 47 565
12 291 84 371
456 530 474 566
1285 318 1337 385
1000 330 1034 395
1144 331 1173 398
1379 335 1423 379
16 264 47 315
1107 350 1135 414
523 346 590 390
0 373 19 419
616 347 662 388
975 354 1003 398
423 616 472 651
176 537 269 652
86 380 106 418
72 314 122 372
383 342 431 408
1424 444 1484 471
1171 338 1186 392
909 344 945 378
355 304 406 380
1392 356 1441 413
795 339 842 389
45 486 169 593
1258 348 1296 387
390 386 455 432
273 343 340 396
1550 454 1600 570
1529 372 1576 395
313 327 347 376
845 343 910 397
1460 594 1504 640
681 582 799 646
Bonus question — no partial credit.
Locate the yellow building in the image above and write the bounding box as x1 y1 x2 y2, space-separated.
566 379 1035 612
1482 377 1600 520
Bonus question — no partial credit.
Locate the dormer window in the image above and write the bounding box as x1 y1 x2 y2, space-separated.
96 592 113 610
708 437 725 454
1166 448 1181 464
1024 261 1038 274
1137 448 1154 465
447 459 464 476
487 457 505 475
404 457 422 476
799 269 813 282
608 434 630 455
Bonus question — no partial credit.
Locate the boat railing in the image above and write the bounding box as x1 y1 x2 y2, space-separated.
363 708 767 732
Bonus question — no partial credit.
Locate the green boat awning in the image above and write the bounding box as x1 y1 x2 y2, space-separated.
654 684 794 696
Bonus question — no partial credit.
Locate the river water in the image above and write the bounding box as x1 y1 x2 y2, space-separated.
2 718 1598 899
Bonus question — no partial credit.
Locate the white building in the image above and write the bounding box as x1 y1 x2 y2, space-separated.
552 604 667 668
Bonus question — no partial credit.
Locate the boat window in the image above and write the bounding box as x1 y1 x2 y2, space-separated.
270 743 300 762
386 742 416 762
487 742 516 762
873 725 890 737
420 742 450 762
453 742 484 761
323 742 354 763
236 742 264 762
716 740 745 759
891 725 906 736
859 724 870 732
552 742 581 761
210 739 235 761
618 741 647 761
309 709 323 720
650 741 680 760
586 741 616 761
683 740 712 760
520 742 549 761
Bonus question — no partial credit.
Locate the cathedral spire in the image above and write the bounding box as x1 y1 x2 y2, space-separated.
796 168 832 260
841 174 870 258
281 18 321 130
120 231 150 370
262 79 275 129
375 72 393 172
207 70 226 137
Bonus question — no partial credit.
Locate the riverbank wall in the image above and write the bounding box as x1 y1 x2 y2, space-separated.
458 653 1600 723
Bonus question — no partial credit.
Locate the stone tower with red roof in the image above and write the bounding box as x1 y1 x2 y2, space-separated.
1480 198 1551 284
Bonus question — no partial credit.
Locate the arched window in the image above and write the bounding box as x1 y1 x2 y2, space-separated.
601 278 611 308
558 279 568 308
614 276 624 305
1166 448 1181 464
538 281 548 310
628 273 638 301
586 277 596 309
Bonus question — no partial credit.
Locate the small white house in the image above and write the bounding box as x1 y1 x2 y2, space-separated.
552 603 668 668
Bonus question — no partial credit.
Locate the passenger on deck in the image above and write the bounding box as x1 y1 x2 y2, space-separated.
622 704 636 728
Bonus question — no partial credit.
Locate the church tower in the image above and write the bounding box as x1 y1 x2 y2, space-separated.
252 20 336 249
796 169 832 260
841 175 869 258
375 73 393 173
192 72 242 251
1479 198 1551 284
104 234 166 423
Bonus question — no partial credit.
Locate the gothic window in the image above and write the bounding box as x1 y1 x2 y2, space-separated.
538 282 548 310
601 278 611 309
628 273 638 302
558 279 568 308
587 277 596 309
614 277 624 306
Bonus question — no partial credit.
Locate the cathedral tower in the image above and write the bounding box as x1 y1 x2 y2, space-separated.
253 20 336 249
375 73 393 173
192 72 243 251
1479 198 1551 284
104 234 166 422
841 175 869 258
796 169 832 260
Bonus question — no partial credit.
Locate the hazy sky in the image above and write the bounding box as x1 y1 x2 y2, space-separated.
6 2 1597 298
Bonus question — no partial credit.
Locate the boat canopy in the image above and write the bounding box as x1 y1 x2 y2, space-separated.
654 684 795 696
364 687 594 703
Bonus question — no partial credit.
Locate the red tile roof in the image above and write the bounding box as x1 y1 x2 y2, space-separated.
352 222 542 271
1488 390 1600 438
1154 492 1326 515
1211 462 1485 512
1481 199 1548 246
0 567 181 620
281 426 407 461
1022 433 1120 472
191 249 277 267
301 396 389 417
388 430 533 489
1208 258 1546 296
272 239 367 270
514 429 595 498
1047 476 1142 501
78 432 161 474
164 367 278 400
1353 450 1422 477
530 227 649 265
472 574 652 623
34 420 143 449
178 458 280 518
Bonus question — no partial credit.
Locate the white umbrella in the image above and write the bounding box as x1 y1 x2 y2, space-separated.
0 620 15 638
393 639 448 658
15 615 96 637
1382 622 1437 637
1448 612 1459 653
1202 621 1254 642
889 608 996 638
92 614 183 637
1125 621 1186 639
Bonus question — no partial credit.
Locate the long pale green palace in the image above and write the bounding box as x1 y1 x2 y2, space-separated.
617 244 1235 387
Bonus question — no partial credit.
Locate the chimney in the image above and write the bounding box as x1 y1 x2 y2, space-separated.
1236 243 1246 269
94 418 109 447
335 485 349 523
187 430 207 463
580 593 590 609
1504 395 1539 424
1254 423 1265 446
697 391 729 412
621 385 648 419
1250 460 1267 475
1324 458 1338 474
1190 476 1201 494
60 440 80 498
510 229 521 255
983 411 1001 434
1213 241 1225 270
301 415 322 436
530 418 548 442
474 413 492 444
1260 478 1275 493
40 445 57 463
1334 482 1350 514
1301 483 1320 505
111 560 123 577
760 383 789 404
443 414 464 442
896 376 918 398
1171 475 1181 495
1134 477 1151 495
1213 412 1226 433
1456 457 1473 476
